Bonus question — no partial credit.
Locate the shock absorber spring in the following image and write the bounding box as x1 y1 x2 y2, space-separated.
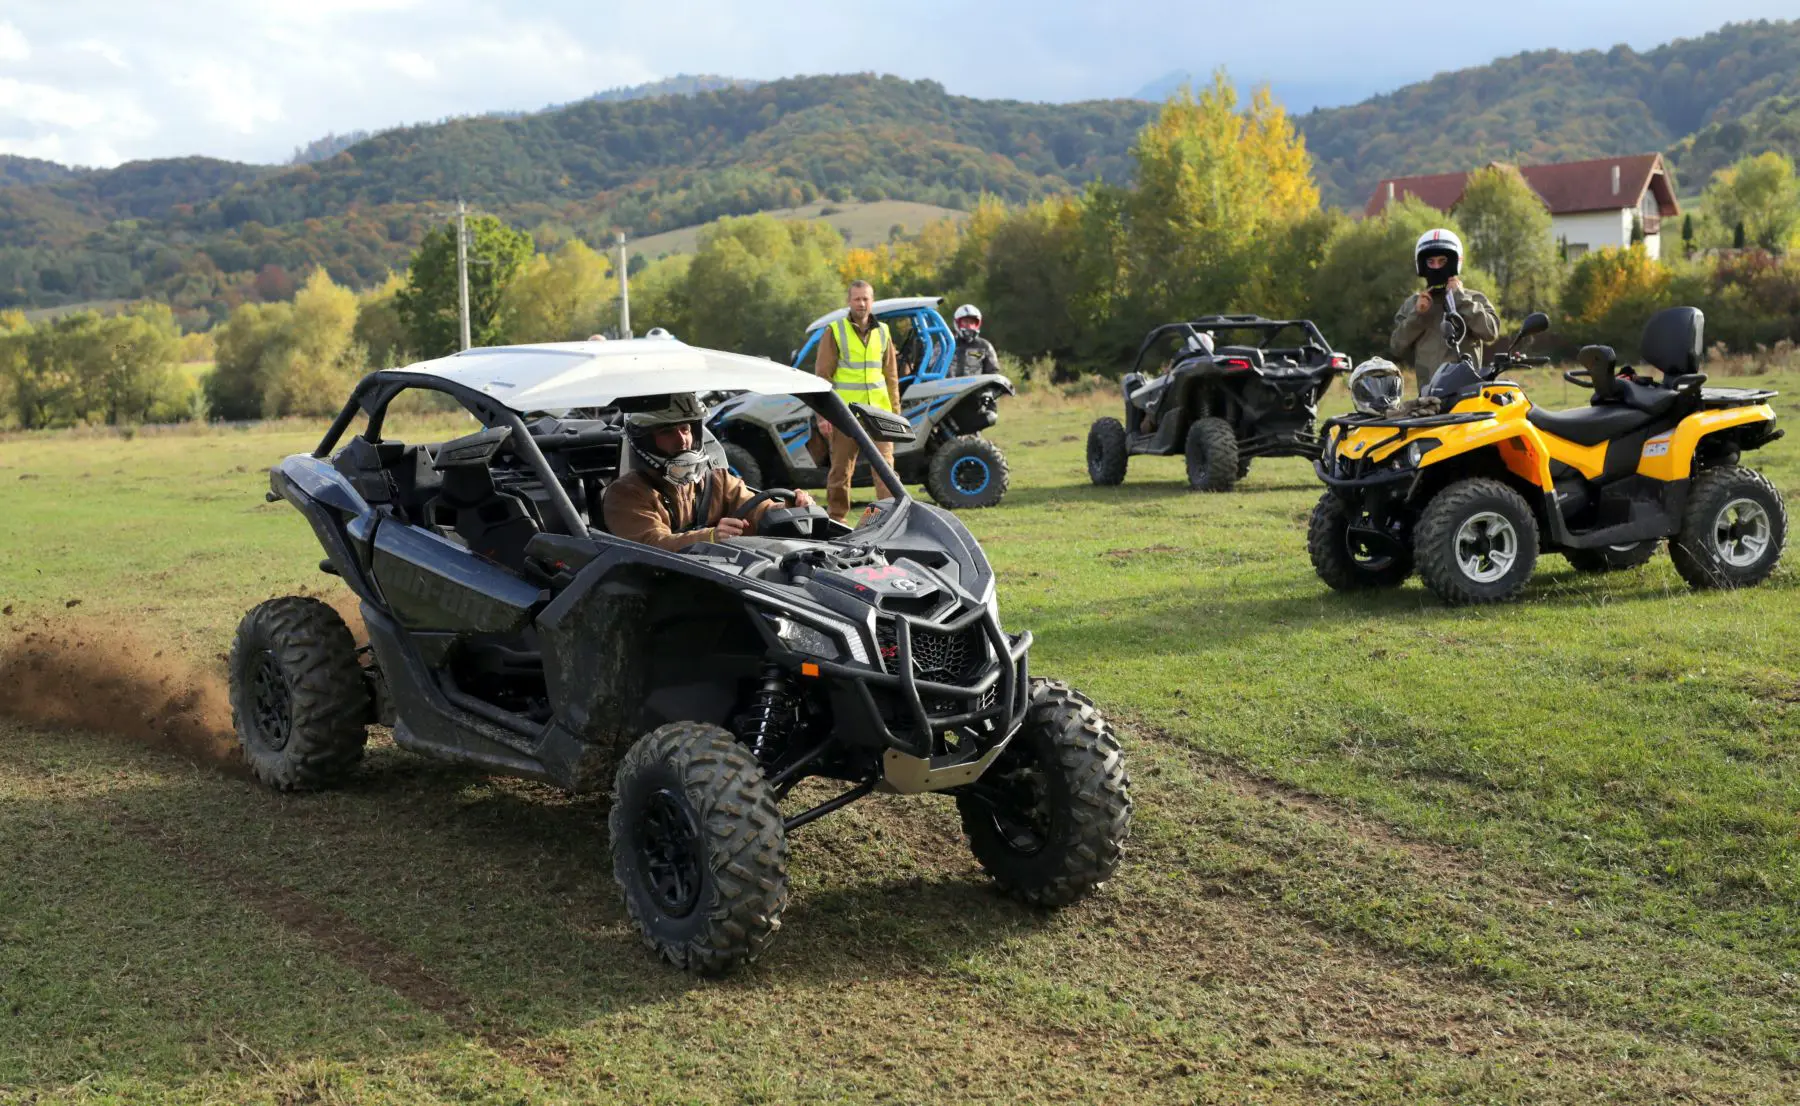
741 664 799 761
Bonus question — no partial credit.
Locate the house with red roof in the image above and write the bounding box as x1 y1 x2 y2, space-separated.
1365 154 1680 261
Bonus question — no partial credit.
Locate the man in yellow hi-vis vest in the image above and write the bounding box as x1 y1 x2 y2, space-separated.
814 279 903 521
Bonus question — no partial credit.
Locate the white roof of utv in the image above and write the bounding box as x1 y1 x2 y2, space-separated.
804 296 943 334
399 336 830 412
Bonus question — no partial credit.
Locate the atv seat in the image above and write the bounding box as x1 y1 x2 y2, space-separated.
427 445 540 571
1527 404 1656 447
1610 378 1684 419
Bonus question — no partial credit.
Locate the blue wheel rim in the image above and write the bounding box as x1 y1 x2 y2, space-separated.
951 456 991 496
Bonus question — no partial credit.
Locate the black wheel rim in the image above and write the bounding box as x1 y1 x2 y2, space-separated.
251 650 291 751
977 755 1054 855
635 789 704 917
951 455 992 495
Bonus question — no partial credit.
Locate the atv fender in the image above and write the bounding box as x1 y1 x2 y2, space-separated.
269 455 383 607
902 374 1013 438
1372 414 1554 493
1636 404 1778 482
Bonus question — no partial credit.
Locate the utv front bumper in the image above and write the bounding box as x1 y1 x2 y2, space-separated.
780 604 1032 793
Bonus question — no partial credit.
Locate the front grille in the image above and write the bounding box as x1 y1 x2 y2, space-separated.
876 618 988 684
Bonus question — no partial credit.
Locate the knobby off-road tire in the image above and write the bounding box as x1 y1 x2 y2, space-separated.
610 722 789 974
1086 418 1128 485
1308 492 1411 591
723 442 764 490
1414 478 1540 605
1563 541 1659 574
926 435 1010 509
956 678 1131 908
1184 417 1239 492
1670 465 1787 589
228 596 371 791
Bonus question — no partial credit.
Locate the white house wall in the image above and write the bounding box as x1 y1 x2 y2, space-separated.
1550 209 1658 259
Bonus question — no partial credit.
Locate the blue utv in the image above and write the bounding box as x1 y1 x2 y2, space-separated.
708 296 1015 509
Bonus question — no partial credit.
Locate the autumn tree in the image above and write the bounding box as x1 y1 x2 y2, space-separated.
262 269 367 417
674 216 846 359
1702 152 1800 253
501 240 616 343
1119 74 1320 325
396 214 534 357
1455 165 1558 315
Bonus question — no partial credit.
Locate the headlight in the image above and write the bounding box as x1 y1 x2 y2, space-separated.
758 611 870 665
1403 438 1442 467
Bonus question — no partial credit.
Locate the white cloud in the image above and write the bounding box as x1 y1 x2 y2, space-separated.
73 39 129 69
0 21 30 62
386 50 437 82
173 61 284 135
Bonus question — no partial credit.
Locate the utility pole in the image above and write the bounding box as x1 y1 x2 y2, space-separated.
616 231 632 339
456 199 472 351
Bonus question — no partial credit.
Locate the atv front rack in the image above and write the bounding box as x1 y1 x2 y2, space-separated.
1322 411 1495 431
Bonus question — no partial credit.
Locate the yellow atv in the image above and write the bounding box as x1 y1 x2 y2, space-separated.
1310 305 1786 605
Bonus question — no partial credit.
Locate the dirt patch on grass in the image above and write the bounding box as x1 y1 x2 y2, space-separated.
0 614 239 767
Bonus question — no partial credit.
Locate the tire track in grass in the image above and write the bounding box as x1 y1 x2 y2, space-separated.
1120 716 1800 1063
108 809 571 1078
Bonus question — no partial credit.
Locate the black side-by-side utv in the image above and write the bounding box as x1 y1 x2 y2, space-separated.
1088 315 1349 491
232 338 1131 974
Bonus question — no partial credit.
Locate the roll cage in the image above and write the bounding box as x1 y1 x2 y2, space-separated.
313 368 912 538
1127 315 1335 377
791 298 961 387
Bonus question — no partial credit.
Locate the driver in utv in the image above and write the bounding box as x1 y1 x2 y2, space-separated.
1391 229 1501 393
603 392 815 549
950 303 1001 378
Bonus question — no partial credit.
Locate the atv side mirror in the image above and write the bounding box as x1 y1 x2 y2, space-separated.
849 403 916 443
1506 312 1551 354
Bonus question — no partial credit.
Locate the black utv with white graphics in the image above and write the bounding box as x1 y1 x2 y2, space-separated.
1088 316 1350 491
232 337 1130 974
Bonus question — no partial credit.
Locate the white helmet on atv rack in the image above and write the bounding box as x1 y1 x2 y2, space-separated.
1415 228 1463 285
625 391 711 486
953 303 983 332
1349 358 1405 415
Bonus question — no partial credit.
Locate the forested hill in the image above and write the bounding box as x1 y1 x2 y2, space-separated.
6 20 1800 321
1298 18 1800 207
0 74 1153 321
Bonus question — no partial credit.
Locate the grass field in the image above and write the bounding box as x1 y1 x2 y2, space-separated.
1 373 1798 1103
629 201 967 259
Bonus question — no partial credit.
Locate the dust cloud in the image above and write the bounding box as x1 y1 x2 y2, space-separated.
0 614 241 766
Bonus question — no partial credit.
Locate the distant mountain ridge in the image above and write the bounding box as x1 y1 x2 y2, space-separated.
3 20 1799 319
1296 18 1800 206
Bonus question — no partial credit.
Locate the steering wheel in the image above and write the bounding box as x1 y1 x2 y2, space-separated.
734 487 830 541
1563 368 1594 389
733 488 801 519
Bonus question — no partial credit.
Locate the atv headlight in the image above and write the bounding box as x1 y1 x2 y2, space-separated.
1402 438 1442 467
757 611 870 665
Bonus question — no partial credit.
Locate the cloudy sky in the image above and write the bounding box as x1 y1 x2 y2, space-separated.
2 0 1795 168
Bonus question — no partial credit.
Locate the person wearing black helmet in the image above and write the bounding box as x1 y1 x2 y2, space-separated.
949 303 1000 378
1390 228 1500 393
602 392 814 550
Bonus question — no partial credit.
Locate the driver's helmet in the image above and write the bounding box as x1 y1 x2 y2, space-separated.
1349 358 1404 414
645 327 674 339
624 392 710 486
1415 228 1463 286
1183 331 1215 358
952 303 983 335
